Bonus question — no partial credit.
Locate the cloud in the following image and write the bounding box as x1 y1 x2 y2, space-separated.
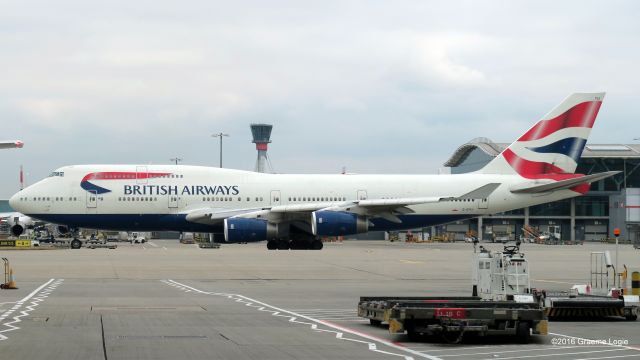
0 1 639 198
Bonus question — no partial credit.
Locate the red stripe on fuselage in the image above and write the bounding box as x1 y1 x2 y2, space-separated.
81 172 171 182
518 101 602 141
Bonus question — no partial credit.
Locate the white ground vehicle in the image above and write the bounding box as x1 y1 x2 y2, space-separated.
129 232 147 244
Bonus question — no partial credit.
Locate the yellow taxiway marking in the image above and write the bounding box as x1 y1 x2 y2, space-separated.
400 260 424 264
533 279 575 285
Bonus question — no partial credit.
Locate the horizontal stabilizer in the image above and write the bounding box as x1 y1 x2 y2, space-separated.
510 171 619 194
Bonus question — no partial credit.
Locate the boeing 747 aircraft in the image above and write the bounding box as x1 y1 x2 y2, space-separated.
9 93 617 250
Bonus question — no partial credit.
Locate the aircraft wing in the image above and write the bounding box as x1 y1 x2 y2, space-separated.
184 207 268 225
0 140 24 149
184 183 501 226
313 183 501 223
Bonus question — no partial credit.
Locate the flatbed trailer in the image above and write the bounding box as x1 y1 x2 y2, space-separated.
543 294 638 320
358 296 547 343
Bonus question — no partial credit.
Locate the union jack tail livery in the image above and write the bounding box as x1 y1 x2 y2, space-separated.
481 92 605 178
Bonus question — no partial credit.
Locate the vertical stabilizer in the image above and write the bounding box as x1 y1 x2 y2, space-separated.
481 92 605 177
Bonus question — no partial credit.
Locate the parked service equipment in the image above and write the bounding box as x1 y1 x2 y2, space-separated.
358 243 547 343
1 258 17 289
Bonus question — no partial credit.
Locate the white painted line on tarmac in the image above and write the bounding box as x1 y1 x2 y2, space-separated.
440 346 600 357
480 348 625 360
575 354 640 360
164 279 442 360
0 279 64 341
408 345 512 353
147 241 159 248
549 332 640 353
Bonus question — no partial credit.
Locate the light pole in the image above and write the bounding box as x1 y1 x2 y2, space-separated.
211 132 229 168
170 157 183 165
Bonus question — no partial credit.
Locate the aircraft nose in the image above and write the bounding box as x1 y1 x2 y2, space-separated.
9 191 23 213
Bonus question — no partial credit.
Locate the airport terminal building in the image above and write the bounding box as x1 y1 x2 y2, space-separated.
442 139 640 243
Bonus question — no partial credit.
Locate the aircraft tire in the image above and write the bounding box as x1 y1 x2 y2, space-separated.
70 239 82 249
267 240 278 250
311 240 323 250
277 240 290 250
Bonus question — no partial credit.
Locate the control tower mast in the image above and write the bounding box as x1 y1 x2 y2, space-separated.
250 123 274 173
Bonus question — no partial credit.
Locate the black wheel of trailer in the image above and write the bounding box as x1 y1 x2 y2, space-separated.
70 239 82 249
369 319 382 326
625 314 637 321
407 329 421 341
442 330 464 344
515 322 531 344
266 240 277 250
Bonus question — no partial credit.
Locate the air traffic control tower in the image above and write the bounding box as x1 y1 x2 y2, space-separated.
250 123 274 173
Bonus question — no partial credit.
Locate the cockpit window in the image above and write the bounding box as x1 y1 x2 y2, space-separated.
49 171 64 177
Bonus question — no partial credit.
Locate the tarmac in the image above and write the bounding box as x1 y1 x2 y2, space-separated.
0 240 639 360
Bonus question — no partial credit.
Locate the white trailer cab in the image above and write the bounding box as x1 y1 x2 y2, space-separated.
472 243 532 302
129 232 147 243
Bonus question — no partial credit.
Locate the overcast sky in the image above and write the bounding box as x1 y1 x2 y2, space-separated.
1 1 639 198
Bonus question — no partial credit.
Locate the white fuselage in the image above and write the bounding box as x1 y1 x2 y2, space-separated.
9 164 579 233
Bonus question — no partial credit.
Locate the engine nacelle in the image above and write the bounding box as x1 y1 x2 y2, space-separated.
311 211 369 236
224 218 279 243
11 224 24 237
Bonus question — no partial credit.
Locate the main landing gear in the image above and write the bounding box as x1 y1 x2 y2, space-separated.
69 228 82 249
266 238 323 250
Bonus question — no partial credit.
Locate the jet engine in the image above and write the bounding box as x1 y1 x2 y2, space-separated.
311 211 369 236
10 224 25 237
224 218 279 243
5 215 35 236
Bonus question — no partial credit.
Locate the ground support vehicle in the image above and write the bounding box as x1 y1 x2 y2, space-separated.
358 243 547 343
359 296 546 343
543 294 637 320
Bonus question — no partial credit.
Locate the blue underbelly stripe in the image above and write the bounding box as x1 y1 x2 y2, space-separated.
26 213 475 233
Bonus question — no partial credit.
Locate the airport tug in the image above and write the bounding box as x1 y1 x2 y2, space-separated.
358 242 546 343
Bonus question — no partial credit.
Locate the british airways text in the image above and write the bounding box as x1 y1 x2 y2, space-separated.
123 185 240 196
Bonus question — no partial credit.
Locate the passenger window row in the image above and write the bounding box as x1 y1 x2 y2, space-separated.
287 196 346 202
201 197 265 202
17 197 78 202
